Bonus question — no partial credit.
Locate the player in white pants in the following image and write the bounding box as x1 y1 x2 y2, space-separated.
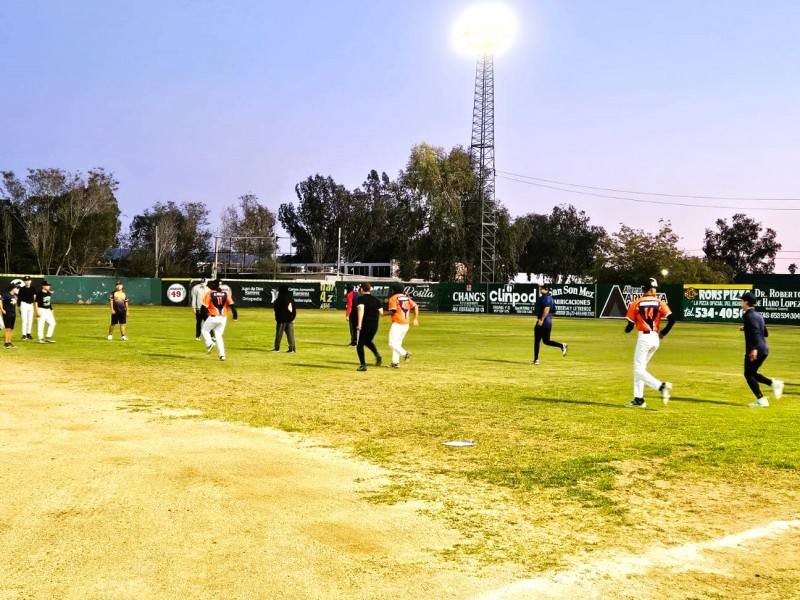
17 276 36 340
624 278 675 408
384 283 419 368
36 281 56 342
201 279 237 361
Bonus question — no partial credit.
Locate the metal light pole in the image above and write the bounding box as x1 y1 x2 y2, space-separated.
455 3 515 284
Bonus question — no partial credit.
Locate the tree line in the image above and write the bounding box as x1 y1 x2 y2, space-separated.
1 144 784 281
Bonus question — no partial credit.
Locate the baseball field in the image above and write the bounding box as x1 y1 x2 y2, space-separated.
2 306 799 598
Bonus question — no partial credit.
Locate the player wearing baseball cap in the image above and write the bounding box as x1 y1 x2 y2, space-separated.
624 278 675 408
739 291 783 407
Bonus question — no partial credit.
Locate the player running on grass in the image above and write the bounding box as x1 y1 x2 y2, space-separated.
532 283 567 365
624 278 675 408
739 291 783 408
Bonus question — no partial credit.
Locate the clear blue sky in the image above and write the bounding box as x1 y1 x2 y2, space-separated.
3 0 800 270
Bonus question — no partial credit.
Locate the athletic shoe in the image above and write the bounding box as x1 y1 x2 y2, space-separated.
349 342 357 347
772 380 784 400
287 349 296 354
625 398 646 408
206 341 216 354
749 397 769 408
271 349 280 353
404 352 411 363
39 339 46 344
532 359 539 365
660 382 673 405
562 343 568 357
45 338 56 344
357 365 367 372
195 337 201 341
107 335 113 341
121 335 128 341
28 334 34 340
375 356 383 367
219 355 226 361
2 344 12 350
389 363 399 369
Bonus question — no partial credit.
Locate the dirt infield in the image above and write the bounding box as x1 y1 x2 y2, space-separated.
0 364 517 599
2 363 800 599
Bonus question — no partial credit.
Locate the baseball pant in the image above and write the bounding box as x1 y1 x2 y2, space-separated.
20 302 34 336
357 325 380 366
195 311 207 338
744 353 772 398
633 332 663 398
534 323 563 360
37 308 56 339
274 322 295 351
349 318 358 345
202 316 227 357
388 322 410 364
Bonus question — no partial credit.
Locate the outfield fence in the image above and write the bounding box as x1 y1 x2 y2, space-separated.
2 275 799 325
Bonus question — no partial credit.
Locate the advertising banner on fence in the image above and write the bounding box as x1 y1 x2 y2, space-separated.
752 286 800 323
682 284 752 322
486 283 538 314
162 280 325 308
438 283 487 313
548 283 596 318
598 284 676 319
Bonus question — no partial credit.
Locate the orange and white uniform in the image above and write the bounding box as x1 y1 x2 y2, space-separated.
387 290 418 366
626 292 672 399
202 288 234 359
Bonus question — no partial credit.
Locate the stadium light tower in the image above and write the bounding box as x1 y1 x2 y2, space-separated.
454 3 516 283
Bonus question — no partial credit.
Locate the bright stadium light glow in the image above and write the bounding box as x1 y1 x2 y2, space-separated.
453 2 516 56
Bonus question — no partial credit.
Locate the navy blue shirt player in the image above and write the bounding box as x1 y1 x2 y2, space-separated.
532 284 567 365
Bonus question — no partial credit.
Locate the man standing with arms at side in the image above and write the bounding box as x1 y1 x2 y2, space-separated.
202 279 238 361
532 283 567 365
17 276 36 341
740 291 783 407
2 283 20 349
190 277 209 341
36 280 56 343
624 278 675 408
108 281 129 341
384 282 419 369
355 283 383 371
345 284 359 346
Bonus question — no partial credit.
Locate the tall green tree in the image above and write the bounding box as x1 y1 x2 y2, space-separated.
1 168 120 274
400 144 475 280
703 213 781 276
592 221 728 283
124 201 211 276
278 175 351 263
220 194 277 268
518 205 605 282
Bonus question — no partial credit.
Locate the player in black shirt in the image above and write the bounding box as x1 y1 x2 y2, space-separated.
355 283 384 371
36 280 56 343
17 276 36 340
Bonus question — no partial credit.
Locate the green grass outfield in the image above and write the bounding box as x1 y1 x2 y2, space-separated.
6 305 800 567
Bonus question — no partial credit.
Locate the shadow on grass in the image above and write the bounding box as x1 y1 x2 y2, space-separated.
524 396 633 410
144 353 196 360
477 358 528 365
672 396 743 406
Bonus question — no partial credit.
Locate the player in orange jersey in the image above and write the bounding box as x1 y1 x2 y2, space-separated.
201 279 238 361
384 282 419 368
624 278 675 408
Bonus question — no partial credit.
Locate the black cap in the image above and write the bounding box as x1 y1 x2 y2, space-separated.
391 282 404 294
644 278 658 290
41 280 51 286
741 291 757 306
23 276 32 281
115 280 123 285
199 277 207 283
345 284 354 292
540 283 550 291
